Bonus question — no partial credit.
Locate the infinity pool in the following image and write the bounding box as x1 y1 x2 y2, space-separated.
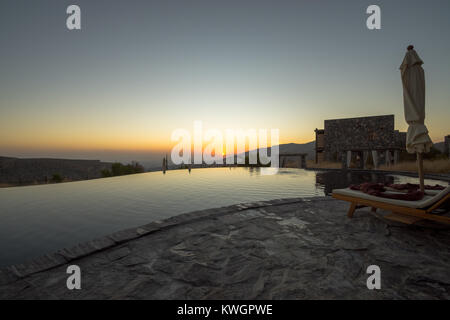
0 167 447 267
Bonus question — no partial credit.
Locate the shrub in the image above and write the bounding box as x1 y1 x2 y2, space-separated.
51 173 63 183
102 162 145 177
101 169 112 177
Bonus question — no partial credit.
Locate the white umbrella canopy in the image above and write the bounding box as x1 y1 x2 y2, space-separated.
399 45 433 192
400 46 433 154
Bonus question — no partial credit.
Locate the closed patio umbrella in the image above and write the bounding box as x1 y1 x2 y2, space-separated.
400 45 433 192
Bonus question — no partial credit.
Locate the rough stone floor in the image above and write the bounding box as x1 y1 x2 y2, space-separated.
1 197 449 299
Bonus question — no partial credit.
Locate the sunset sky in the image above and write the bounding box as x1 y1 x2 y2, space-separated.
1 0 449 163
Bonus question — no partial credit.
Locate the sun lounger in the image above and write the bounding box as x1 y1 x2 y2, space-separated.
332 186 450 224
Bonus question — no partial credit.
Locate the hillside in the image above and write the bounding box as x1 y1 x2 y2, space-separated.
240 141 316 161
278 142 316 159
0 157 113 186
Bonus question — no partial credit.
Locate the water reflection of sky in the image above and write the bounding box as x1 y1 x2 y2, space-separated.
0 168 447 267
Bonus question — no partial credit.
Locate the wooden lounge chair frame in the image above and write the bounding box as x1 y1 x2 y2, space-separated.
332 192 450 224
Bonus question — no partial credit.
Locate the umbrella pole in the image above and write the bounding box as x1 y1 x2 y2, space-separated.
417 152 424 193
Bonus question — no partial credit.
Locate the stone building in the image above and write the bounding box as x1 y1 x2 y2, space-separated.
315 115 406 169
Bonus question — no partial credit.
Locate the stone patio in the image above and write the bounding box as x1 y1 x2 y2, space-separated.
1 197 450 299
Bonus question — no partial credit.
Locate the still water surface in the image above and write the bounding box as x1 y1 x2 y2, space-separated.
0 167 447 266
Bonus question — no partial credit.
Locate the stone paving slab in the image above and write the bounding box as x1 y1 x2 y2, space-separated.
1 197 450 299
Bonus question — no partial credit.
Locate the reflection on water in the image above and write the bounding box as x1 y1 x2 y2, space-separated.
316 171 396 195
315 170 447 195
0 167 446 267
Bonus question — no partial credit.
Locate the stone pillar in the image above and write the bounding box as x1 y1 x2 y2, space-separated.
385 150 391 167
393 150 399 165
363 151 369 169
358 151 364 169
346 150 352 168
371 150 378 169
341 151 347 169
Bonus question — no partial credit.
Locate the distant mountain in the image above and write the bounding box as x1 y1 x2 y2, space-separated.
240 141 316 161
278 142 316 159
433 141 445 153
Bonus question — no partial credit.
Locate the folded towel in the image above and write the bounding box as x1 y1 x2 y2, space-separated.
387 183 445 191
350 182 424 201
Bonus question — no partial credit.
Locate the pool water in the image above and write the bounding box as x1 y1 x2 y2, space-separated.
0 167 447 267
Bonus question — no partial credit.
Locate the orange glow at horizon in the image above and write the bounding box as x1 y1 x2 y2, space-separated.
2 112 445 156
0 132 312 154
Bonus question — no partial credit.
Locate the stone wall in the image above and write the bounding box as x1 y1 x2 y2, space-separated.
394 130 407 149
322 115 401 161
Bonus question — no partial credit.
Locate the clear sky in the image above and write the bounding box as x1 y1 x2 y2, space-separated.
0 0 449 162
